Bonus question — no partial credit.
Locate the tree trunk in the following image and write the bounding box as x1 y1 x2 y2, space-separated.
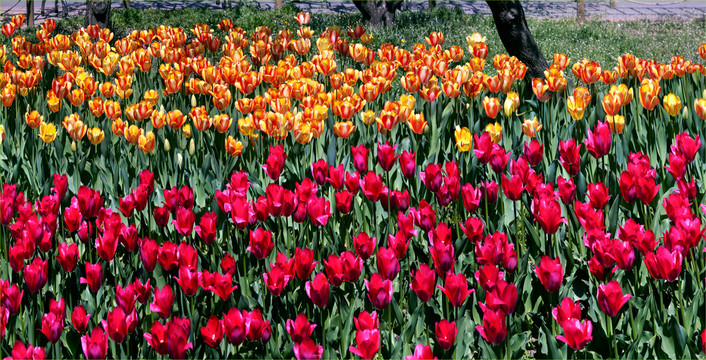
26 0 34 28
275 0 282 10
486 0 550 80
353 1 403 27
85 0 111 28
577 0 585 22
429 0 436 8
123 0 130 9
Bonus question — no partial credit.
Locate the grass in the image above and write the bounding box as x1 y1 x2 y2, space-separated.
7 3 706 69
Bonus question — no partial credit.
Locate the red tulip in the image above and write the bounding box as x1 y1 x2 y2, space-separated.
24 257 48 293
345 171 361 194
376 246 400 280
666 152 688 180
349 329 381 360
619 172 637 203
552 297 582 324
351 144 369 174
307 197 332 226
172 207 195 236
294 337 324 360
8 243 25 273
587 182 610 210
53 174 68 199
177 242 198 270
305 273 329 308
406 344 436 360
144 320 168 355
413 200 437 233
410 263 436 302
532 196 567 235
64 206 82 232
150 284 174 319
353 232 376 261
556 176 576 205
335 190 353 214
438 272 474 307
138 237 158 272
435 319 457 350
501 173 523 201
76 186 104 219
201 315 224 348
534 256 563 292
263 264 292 296
361 171 384 202
354 310 379 332
557 318 593 350
673 132 701 163
101 307 129 343
195 212 217 245
248 227 274 260
399 150 416 179
421 163 443 193
328 164 346 190
115 283 136 313
72 305 91 333
56 242 79 273
175 266 200 296
476 308 507 344
429 236 455 277
153 205 170 228
481 180 499 203
139 169 154 194
559 139 582 177
647 246 683 281
263 144 287 180
473 132 494 164
118 224 138 252
636 177 660 205
119 194 135 218
461 183 482 213
610 239 635 270
365 273 393 310
523 139 544 166
489 145 511 173
459 216 484 244
158 241 179 271
244 309 271 343
223 307 247 346
311 159 329 185
2 281 23 315
485 279 517 314
40 312 63 343
8 342 45 360
676 177 697 200
82 327 108 359
701 329 706 353
597 280 631 317
294 247 318 280
376 141 398 172
286 313 317 343
585 121 611 159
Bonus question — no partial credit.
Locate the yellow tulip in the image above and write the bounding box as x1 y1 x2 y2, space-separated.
454 126 472 152
485 122 502 144
663 93 681 117
606 115 625 134
87 127 104 145
38 122 57 143
521 117 542 138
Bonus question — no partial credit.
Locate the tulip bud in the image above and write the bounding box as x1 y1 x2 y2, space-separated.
191 95 197 108
71 141 77 152
177 153 183 167
682 105 689 118
703 89 706 99
164 139 170 152
189 138 195 155
160 104 166 113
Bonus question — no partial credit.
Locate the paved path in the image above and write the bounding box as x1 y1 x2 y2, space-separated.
1 0 704 25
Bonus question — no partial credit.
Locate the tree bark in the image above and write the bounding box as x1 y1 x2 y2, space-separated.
26 0 34 28
275 0 282 10
85 0 111 28
123 0 130 9
577 0 585 22
486 0 550 80
429 0 436 8
353 1 403 27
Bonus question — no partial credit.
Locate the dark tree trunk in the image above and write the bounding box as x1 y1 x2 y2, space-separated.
85 0 111 28
429 0 436 8
353 1 403 27
26 0 34 27
486 0 550 80
123 0 130 9
275 0 282 10
577 0 585 22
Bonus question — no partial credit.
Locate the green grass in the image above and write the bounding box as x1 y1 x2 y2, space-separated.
10 3 706 69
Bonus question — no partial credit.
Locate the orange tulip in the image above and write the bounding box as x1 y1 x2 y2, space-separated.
112 118 126 137
442 81 461 98
124 125 142 145
87 127 104 145
67 119 88 142
295 11 311 25
100 82 115 98
694 98 706 121
531 78 550 102
375 110 400 135
166 109 185 130
225 136 243 156
601 93 622 116
606 115 625 134
522 117 542 138
482 96 500 119
213 114 232 133
600 70 617 84
419 81 440 102
552 53 569 70
639 78 661 111
503 91 520 117
610 84 633 106
407 113 427 135
333 121 355 139
138 131 155 153
25 110 43 129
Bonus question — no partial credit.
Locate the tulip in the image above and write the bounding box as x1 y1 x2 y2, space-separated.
306 197 332 226
461 183 482 213
410 264 436 302
286 313 317 343
248 227 274 260
435 319 457 350
150 284 174 319
365 273 393 310
244 309 271 343
82 328 109 359
376 141 398 172
200 316 224 348
454 126 472 152
406 344 436 360
639 78 661 110
532 196 567 235
534 256 564 292
294 247 318 280
588 182 611 210
597 280 631 317
349 329 381 360
101 307 129 343
663 93 682 117
76 186 103 219
38 122 57 143
674 132 701 163
585 121 612 159
56 242 79 273
351 144 369 173
606 115 625 134
305 273 329 308
476 308 507 344
557 318 593 350
2 282 23 315
24 257 48 293
353 232 376 261
376 246 400 280
294 337 324 360
483 96 500 119
263 144 287 180
72 305 91 334
223 307 247 346
175 266 200 297
485 280 518 314
157 241 179 271
40 312 63 343
559 139 582 177
438 272 474 307
501 173 523 201
263 265 292 296
557 176 576 205
310 159 329 186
